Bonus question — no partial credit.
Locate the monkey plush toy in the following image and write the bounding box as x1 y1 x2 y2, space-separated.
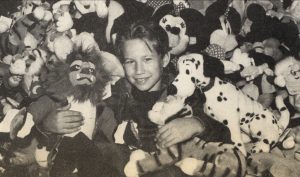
26 48 118 177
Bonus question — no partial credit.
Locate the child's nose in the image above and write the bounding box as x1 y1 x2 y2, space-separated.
135 62 145 74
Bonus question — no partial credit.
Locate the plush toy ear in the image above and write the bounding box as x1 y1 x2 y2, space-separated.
203 54 225 78
151 4 174 22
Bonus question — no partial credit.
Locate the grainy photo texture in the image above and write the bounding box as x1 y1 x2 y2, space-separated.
1 0 300 177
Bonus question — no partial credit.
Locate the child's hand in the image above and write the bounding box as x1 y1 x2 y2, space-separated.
41 104 84 134
156 118 204 148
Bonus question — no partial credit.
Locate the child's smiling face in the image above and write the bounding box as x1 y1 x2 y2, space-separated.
122 39 168 92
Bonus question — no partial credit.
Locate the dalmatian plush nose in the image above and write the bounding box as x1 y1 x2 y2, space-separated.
168 84 178 95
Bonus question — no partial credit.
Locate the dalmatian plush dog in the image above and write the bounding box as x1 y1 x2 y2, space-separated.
170 53 290 155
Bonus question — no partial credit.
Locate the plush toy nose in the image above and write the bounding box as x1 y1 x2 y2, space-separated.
80 68 90 74
168 84 178 95
170 27 180 35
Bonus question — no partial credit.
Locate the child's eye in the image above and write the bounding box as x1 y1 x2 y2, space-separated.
124 60 134 65
145 58 152 62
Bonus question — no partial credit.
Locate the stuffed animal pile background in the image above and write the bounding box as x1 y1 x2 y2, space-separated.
1 0 300 177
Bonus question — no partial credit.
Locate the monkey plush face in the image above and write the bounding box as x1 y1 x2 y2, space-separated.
43 49 109 105
69 59 96 86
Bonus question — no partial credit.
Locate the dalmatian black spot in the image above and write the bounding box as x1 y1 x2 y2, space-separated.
195 60 200 69
223 120 228 125
263 139 269 144
246 113 251 117
259 150 263 153
257 131 262 136
217 92 228 102
263 108 267 111
202 81 206 84
191 77 196 83
245 120 249 124
280 107 287 111
272 119 277 124
261 114 266 118
255 116 260 120
237 143 242 147
175 79 178 82
210 113 215 117
186 69 190 75
196 79 201 84
217 96 222 102
219 81 223 85
250 113 255 117
241 118 245 122
237 108 240 112
250 97 254 101
208 106 211 110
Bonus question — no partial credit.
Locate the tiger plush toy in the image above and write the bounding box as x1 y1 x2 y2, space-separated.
124 95 247 177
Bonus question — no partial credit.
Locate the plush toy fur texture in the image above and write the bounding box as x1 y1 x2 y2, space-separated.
124 95 246 177
170 53 290 155
43 49 109 105
125 137 246 177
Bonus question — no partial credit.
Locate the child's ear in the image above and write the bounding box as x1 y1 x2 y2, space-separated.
162 52 171 67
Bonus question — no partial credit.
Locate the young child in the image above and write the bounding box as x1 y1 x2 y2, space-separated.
105 20 233 176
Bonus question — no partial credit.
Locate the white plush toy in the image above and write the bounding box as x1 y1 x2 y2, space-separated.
274 56 300 114
73 0 109 18
170 53 290 155
0 16 13 34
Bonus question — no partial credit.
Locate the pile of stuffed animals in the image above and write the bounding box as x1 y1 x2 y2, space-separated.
1 0 300 177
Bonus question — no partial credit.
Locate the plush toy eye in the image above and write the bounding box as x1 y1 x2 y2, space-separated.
74 65 81 70
180 22 185 29
89 68 95 74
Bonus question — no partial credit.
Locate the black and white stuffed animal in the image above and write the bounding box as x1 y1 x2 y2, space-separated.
169 53 290 155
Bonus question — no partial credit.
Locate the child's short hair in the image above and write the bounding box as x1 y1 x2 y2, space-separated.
115 20 169 62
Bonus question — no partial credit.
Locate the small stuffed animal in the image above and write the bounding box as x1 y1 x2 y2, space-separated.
25 48 117 177
170 53 290 155
0 6 51 58
124 95 247 177
152 3 207 55
274 56 300 116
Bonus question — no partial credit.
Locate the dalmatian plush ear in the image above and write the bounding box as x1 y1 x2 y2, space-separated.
203 54 225 78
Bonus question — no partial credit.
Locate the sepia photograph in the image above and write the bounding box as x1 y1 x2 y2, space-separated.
0 0 300 177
